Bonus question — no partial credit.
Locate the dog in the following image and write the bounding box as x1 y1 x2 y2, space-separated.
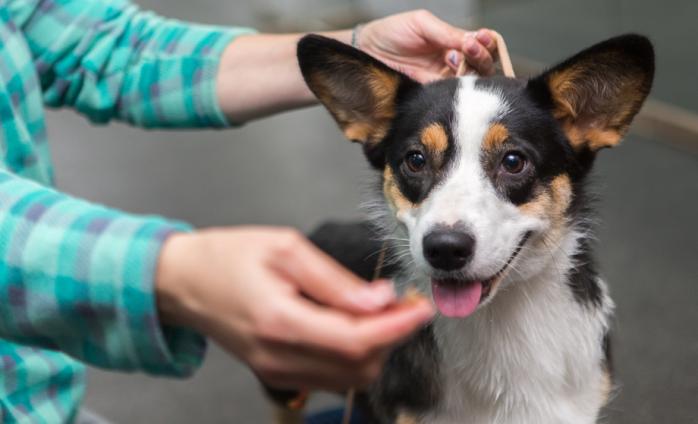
279 33 655 424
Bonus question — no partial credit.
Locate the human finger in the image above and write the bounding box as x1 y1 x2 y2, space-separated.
269 233 396 314
475 29 498 56
272 295 434 360
461 35 494 76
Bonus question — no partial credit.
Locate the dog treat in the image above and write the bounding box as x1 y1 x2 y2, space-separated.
401 286 426 305
286 390 309 410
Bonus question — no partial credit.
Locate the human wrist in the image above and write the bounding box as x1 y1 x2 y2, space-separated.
156 232 205 329
322 29 352 46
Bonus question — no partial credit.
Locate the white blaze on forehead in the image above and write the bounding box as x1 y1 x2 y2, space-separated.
454 77 507 161
408 76 543 277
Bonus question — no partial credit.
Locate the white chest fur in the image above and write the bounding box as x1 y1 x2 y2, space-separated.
410 261 613 424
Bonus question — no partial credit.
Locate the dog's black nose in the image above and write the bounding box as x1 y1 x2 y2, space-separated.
423 230 475 271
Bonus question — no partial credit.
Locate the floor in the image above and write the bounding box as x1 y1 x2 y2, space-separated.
42 0 696 422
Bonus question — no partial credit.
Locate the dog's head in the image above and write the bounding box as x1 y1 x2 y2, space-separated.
298 34 654 318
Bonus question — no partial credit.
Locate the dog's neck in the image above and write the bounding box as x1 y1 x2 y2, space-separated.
392 229 612 423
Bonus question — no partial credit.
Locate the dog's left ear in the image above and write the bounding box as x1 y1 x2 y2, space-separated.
528 34 655 153
298 34 418 168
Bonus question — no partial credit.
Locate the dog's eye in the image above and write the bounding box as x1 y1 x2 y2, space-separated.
405 151 427 173
501 152 527 174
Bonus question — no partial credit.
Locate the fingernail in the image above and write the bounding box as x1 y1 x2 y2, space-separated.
448 51 459 67
476 30 492 46
465 38 479 56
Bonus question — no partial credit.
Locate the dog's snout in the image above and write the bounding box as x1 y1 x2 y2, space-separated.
422 229 475 271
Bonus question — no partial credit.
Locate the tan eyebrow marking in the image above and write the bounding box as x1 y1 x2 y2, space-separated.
420 122 449 154
482 122 510 152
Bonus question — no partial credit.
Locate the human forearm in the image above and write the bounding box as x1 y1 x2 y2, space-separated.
8 0 254 128
0 170 204 376
216 10 500 124
216 30 351 124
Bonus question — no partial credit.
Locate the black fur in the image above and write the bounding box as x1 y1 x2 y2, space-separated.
567 239 603 306
364 325 441 423
309 221 399 280
292 33 655 422
477 77 576 206
603 331 613 376
384 79 459 204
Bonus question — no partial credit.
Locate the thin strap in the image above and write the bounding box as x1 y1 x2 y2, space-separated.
446 30 516 78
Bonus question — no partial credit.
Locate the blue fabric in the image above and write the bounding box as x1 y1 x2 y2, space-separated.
306 407 367 424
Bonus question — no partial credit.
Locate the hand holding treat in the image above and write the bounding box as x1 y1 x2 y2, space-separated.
156 226 435 391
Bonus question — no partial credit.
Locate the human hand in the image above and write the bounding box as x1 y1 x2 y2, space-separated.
358 9 499 82
155 226 434 390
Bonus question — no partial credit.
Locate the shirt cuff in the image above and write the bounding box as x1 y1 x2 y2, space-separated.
117 218 206 377
190 25 257 128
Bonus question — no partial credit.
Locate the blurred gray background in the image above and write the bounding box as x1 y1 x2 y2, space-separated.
44 0 697 422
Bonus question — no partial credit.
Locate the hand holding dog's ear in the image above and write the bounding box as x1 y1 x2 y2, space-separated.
359 10 498 82
155 227 434 391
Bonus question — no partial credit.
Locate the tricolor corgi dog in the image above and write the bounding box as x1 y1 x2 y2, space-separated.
293 33 654 423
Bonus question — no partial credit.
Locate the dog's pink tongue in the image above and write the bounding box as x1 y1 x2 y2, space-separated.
431 280 482 318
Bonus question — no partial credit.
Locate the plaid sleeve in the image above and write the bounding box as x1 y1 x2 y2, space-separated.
7 0 256 128
0 169 206 377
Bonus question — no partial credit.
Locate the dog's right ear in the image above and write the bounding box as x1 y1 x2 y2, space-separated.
298 34 418 168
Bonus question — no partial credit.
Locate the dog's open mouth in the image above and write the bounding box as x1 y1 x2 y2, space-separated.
431 232 531 318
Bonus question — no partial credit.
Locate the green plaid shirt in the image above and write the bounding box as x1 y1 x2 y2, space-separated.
0 0 254 421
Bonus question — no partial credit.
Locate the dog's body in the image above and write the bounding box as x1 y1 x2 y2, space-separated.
290 33 654 423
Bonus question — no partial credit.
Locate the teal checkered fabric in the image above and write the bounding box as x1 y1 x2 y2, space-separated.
0 0 255 421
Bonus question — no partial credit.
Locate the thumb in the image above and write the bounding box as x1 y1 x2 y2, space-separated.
270 237 396 314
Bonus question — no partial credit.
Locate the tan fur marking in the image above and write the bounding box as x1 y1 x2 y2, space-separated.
361 66 399 144
519 175 572 264
343 122 374 143
600 368 613 405
548 67 583 120
383 167 414 213
310 66 397 145
482 123 510 152
586 127 623 151
549 67 594 152
561 121 584 149
518 189 552 218
549 174 573 211
519 174 572 226
420 123 449 154
562 121 623 152
368 66 399 118
396 413 419 424
548 62 646 152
